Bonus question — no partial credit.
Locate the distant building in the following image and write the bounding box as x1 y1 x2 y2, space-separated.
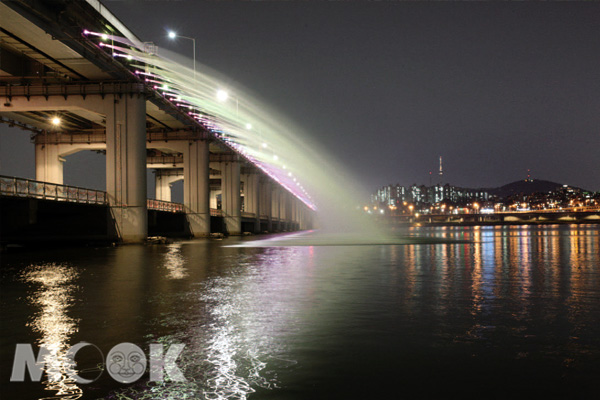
373 183 491 206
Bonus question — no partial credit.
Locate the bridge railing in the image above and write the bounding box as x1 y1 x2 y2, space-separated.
210 208 223 217
496 207 600 214
0 175 108 205
147 199 184 213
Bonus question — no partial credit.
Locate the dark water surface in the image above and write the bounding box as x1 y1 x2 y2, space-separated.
1 225 599 399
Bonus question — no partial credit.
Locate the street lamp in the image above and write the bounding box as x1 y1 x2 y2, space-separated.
216 89 229 102
167 30 196 80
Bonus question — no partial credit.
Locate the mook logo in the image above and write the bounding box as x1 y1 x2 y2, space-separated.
10 342 186 384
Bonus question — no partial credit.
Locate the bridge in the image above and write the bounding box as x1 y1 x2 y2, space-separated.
0 0 314 243
381 209 600 226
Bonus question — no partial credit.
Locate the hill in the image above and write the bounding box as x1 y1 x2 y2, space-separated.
487 179 586 198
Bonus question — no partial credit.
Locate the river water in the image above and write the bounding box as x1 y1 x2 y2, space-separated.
1 224 599 399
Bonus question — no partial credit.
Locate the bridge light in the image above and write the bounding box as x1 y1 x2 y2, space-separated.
51 117 61 126
216 89 229 102
101 33 108 40
261 143 268 149
245 123 252 130
273 155 278 161
168 31 177 39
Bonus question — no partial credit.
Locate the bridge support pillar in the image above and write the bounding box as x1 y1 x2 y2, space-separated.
183 140 210 237
210 189 221 210
106 94 147 243
280 190 289 231
272 186 281 231
243 172 261 233
291 198 298 231
260 179 272 232
221 158 241 235
155 169 182 202
35 143 64 184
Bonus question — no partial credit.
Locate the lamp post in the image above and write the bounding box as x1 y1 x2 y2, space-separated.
167 30 196 81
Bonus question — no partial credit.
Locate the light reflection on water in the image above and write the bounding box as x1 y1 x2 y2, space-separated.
199 247 311 400
21 264 82 400
3 225 599 399
163 244 188 280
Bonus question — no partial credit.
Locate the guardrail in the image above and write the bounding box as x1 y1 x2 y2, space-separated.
0 175 108 205
496 207 600 214
147 199 184 213
210 208 223 217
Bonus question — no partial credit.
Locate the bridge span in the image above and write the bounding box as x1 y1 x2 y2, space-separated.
0 0 314 242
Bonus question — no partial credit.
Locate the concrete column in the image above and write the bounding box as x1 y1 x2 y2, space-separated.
155 169 182 202
280 190 288 231
221 158 241 235
271 186 280 231
105 94 147 243
35 142 64 184
244 173 261 233
183 140 210 237
291 198 297 231
261 179 272 232
300 204 308 231
210 189 221 210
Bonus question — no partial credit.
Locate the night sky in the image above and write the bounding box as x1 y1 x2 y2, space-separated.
1 1 599 195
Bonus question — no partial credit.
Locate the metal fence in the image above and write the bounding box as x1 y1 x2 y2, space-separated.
0 175 108 205
147 199 184 213
210 208 223 217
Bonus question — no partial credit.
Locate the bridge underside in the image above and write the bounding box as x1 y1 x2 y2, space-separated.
0 0 315 242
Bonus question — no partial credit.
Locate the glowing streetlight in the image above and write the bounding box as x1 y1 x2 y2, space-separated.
51 117 61 126
167 30 196 80
217 89 229 102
